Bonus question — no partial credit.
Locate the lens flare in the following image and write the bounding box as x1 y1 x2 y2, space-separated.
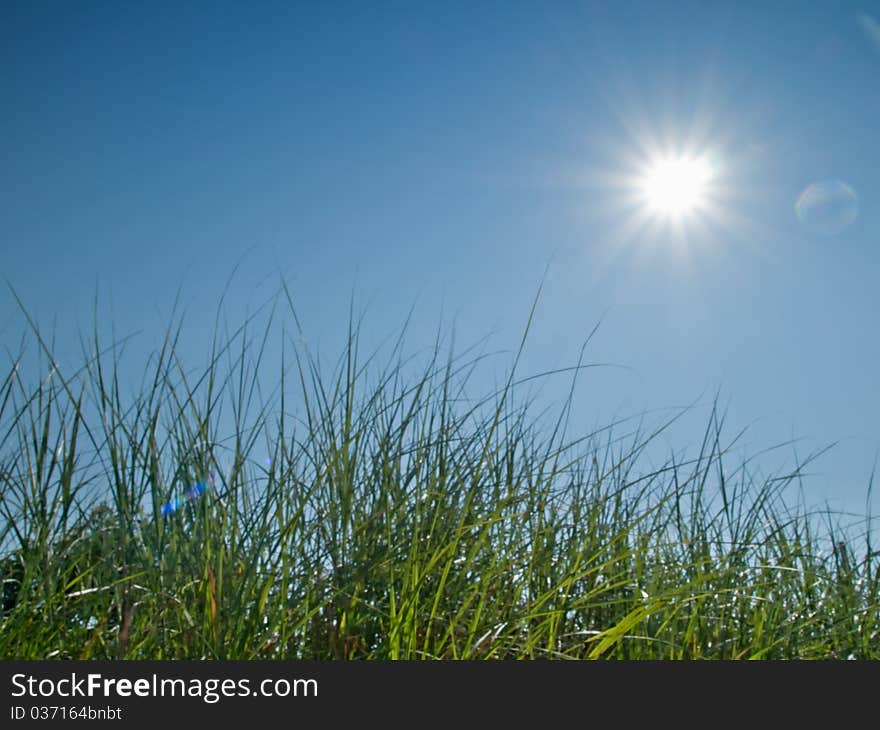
795 180 858 236
160 475 212 516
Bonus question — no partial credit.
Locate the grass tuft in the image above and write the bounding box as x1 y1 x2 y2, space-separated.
1 283 877 659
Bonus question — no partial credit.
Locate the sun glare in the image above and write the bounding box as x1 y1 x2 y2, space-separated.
640 156 712 219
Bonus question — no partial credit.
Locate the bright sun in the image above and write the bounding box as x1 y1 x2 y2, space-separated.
640 156 712 219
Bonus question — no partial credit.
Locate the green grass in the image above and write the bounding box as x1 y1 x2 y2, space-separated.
1 283 877 659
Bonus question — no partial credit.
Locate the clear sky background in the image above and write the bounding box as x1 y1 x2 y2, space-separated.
2 1 879 517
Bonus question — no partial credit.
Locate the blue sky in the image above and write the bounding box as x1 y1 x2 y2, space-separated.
2 1 879 516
